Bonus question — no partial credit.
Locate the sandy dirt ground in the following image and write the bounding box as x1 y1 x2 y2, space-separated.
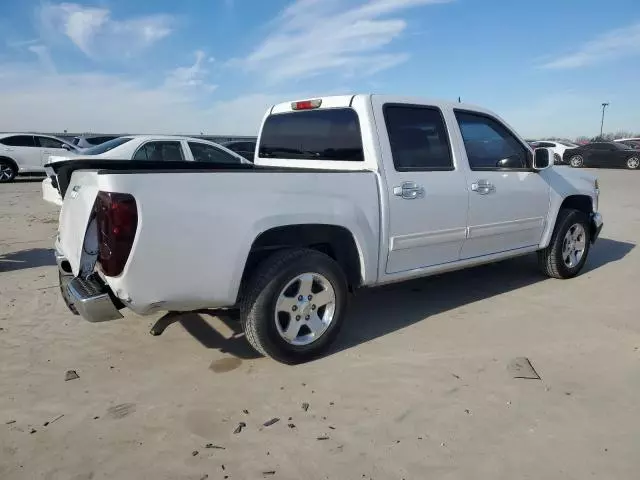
1 170 639 480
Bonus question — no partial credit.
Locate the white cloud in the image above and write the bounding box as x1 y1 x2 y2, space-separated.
165 50 217 92
239 0 452 82
540 22 640 69
0 64 288 135
38 2 173 59
27 45 56 73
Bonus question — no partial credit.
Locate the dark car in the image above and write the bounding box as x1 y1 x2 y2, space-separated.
563 142 640 170
221 140 256 161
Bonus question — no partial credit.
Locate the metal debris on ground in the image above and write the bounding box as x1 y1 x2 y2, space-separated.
317 436 330 440
205 444 226 450
192 450 199 457
287 423 296 429
233 422 246 434
302 402 310 412
44 414 64 426
263 418 280 427
242 409 249 414
5 420 16 425
29 428 37 434
263 471 276 476
64 370 79 381
507 357 541 380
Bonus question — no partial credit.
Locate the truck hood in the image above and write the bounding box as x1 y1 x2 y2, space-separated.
543 165 598 203
552 165 597 185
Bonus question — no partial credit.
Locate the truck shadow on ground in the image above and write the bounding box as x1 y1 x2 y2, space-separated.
152 238 633 360
151 310 261 359
332 237 635 354
0 248 55 273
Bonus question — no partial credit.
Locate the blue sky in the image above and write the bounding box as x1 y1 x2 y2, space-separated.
1 0 639 137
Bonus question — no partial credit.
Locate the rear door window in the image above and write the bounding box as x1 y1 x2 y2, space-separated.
383 105 453 171
36 136 66 149
133 141 185 161
259 108 364 161
188 142 240 163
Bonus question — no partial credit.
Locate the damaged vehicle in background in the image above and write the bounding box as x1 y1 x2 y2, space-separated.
48 94 603 363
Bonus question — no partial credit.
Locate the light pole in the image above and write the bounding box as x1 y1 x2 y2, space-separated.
600 102 609 138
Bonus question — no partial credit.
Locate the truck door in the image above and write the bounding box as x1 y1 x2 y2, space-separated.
373 100 469 274
452 110 550 259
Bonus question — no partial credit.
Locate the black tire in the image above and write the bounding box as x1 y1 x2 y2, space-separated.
59 270 79 315
554 153 561 165
240 248 348 364
0 159 17 183
626 156 639 170
569 155 584 168
538 208 591 279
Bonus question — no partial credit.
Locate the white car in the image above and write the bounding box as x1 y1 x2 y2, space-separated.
0 133 77 183
42 135 250 205
530 140 579 164
50 94 603 363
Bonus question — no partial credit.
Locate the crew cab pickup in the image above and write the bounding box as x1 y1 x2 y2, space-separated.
49 95 603 363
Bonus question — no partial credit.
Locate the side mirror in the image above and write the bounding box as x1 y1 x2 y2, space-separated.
533 147 551 171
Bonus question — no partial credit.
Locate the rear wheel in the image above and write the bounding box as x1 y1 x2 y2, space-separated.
0 160 17 183
240 248 348 364
569 155 584 168
538 208 591 279
626 156 639 170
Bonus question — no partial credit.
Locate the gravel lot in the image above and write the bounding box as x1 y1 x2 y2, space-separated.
1 170 639 480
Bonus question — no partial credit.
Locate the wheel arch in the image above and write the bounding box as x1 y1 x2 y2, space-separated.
540 194 594 248
0 155 18 170
240 224 364 297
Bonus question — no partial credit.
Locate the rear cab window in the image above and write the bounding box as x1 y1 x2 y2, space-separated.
258 108 364 162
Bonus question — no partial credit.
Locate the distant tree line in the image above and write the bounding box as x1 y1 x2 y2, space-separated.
540 131 640 144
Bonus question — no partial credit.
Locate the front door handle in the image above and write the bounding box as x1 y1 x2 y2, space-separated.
393 181 424 200
471 180 496 195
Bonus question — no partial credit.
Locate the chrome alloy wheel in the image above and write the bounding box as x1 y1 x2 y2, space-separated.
570 155 583 168
627 157 639 169
562 223 587 268
274 272 336 346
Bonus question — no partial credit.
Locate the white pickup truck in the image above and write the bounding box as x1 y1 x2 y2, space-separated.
49 94 603 363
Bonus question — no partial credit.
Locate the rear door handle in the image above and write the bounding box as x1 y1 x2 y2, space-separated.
471 180 496 195
393 182 424 200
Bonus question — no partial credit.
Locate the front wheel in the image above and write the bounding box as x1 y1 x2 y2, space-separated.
0 160 17 183
240 248 348 364
627 156 639 170
569 155 584 168
538 208 591 279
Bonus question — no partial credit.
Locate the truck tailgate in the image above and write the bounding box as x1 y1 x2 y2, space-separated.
58 170 100 275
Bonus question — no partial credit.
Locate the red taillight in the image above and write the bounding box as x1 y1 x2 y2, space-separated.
94 191 138 277
291 99 322 110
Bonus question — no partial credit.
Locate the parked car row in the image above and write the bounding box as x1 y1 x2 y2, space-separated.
529 139 639 170
0 133 257 184
41 135 251 205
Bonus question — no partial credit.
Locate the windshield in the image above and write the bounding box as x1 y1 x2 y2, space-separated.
82 137 132 155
